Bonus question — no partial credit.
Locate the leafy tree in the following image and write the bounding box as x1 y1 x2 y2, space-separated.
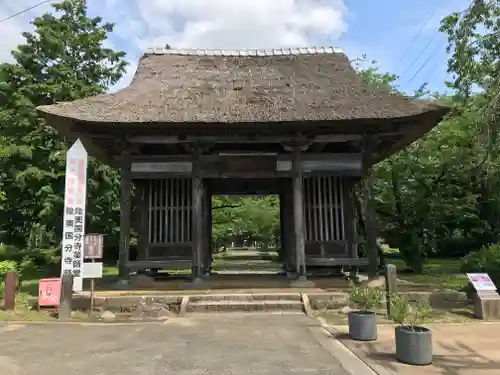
440 0 500 143
374 96 500 271
0 0 126 255
212 196 280 249
352 55 399 92
354 58 500 272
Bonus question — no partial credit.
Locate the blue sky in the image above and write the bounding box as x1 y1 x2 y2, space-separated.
339 0 470 95
0 0 470 94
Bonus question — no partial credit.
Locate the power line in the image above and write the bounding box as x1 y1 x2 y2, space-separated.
404 40 446 87
400 35 438 80
0 0 53 24
404 0 475 92
415 45 446 87
396 0 444 64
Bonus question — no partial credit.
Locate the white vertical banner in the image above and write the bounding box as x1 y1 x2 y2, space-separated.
61 139 88 292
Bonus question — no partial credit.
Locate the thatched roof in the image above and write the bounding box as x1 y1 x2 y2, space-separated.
37 46 448 125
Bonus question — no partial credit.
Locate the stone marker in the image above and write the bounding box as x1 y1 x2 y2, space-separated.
384 264 398 318
59 271 74 321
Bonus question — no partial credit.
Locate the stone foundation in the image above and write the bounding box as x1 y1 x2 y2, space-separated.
474 291 500 320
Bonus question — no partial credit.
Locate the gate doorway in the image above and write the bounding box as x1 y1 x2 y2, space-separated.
207 178 285 276
211 195 282 275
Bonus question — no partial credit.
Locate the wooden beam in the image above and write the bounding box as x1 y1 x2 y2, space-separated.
118 150 132 279
131 153 362 163
310 143 328 153
127 134 364 145
129 135 180 144
129 153 364 179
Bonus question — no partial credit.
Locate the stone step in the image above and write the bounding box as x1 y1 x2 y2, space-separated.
212 261 283 271
220 247 279 253
187 311 305 316
188 293 302 303
186 300 304 314
214 270 283 275
213 253 279 262
212 267 283 273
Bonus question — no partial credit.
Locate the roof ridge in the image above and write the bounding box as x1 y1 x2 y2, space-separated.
144 46 344 57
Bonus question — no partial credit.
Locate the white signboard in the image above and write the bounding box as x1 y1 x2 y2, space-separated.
466 273 497 291
61 139 88 292
82 262 103 279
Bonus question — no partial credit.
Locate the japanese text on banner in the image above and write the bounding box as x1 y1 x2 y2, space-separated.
61 140 88 292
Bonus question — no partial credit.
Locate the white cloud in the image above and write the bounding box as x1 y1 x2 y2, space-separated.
1 0 349 90
103 0 349 88
111 59 137 92
111 0 348 50
0 1 53 62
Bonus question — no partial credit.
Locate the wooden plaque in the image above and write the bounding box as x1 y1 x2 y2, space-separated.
219 155 276 175
84 233 104 259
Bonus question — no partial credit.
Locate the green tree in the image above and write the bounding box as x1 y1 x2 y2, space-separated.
374 96 500 272
212 196 280 249
353 57 500 272
0 0 126 255
440 0 500 142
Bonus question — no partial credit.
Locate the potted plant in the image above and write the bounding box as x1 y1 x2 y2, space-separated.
347 282 383 341
389 294 433 366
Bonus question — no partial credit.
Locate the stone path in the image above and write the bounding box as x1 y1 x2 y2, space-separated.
0 315 372 375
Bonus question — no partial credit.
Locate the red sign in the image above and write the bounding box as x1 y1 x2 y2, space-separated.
84 233 104 259
38 278 62 309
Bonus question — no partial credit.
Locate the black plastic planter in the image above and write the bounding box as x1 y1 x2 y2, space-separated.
347 310 377 341
395 325 433 365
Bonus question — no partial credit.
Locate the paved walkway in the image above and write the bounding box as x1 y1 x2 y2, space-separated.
0 315 370 375
327 323 500 375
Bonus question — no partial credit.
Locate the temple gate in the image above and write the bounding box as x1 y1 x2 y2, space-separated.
37 46 449 284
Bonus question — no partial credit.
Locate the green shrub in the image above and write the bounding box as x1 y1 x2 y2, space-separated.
389 294 432 330
348 282 383 311
0 260 18 277
0 244 19 262
19 256 39 278
0 260 19 300
460 243 500 288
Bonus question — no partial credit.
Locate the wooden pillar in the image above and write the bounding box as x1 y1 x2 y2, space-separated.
343 178 358 279
279 189 286 271
3 270 18 310
282 179 296 274
280 184 294 273
191 172 204 281
292 150 307 280
118 151 132 279
203 185 212 275
137 180 149 261
362 170 379 280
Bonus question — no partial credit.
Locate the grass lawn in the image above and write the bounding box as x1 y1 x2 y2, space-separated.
8 250 469 298
0 265 124 321
12 265 120 298
383 250 468 291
